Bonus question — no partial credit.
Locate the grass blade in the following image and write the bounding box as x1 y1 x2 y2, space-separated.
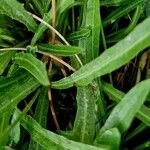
31 0 74 45
0 89 40 145
0 51 15 75
28 87 49 150
103 0 148 27
0 72 40 116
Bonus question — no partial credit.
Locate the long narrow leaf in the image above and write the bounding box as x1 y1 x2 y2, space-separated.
100 79 150 134
38 43 84 56
0 72 40 116
28 87 48 150
51 16 150 89
72 86 96 144
14 53 50 86
0 0 38 32
102 81 150 126
31 0 74 45
94 128 121 150
103 0 148 27
20 114 109 150
0 51 15 75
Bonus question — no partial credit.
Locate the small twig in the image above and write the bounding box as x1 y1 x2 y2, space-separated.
28 12 83 66
48 88 60 130
52 0 56 43
0 48 26 51
29 12 69 45
38 51 76 72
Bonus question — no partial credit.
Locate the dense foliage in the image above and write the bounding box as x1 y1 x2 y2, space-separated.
0 0 150 149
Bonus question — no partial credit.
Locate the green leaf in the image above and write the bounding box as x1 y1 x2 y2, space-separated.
0 70 27 90
133 140 150 150
103 0 148 27
31 0 45 16
67 28 91 41
94 128 121 150
51 16 150 89
0 110 13 145
145 1 150 17
20 114 109 150
0 51 15 75
0 0 38 32
0 72 40 116
100 79 150 134
72 86 96 144
38 43 84 56
101 0 128 6
28 87 48 150
71 0 105 145
102 81 150 126
79 0 101 63
0 89 40 145
9 111 21 146
40 0 51 13
14 53 50 86
124 123 147 142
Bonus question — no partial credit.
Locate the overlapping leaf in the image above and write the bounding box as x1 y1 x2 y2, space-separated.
51 16 150 89
14 53 50 86
95 128 121 150
21 114 109 150
100 79 150 134
38 43 84 56
103 0 148 27
0 71 40 116
28 87 48 150
67 28 91 41
72 86 96 144
102 81 150 126
0 51 15 75
31 0 74 45
0 0 38 32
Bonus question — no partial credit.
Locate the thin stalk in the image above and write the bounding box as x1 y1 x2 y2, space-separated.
72 7 75 32
29 12 83 66
134 140 150 150
0 48 26 51
48 88 60 130
124 123 148 143
38 51 76 72
52 0 56 43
